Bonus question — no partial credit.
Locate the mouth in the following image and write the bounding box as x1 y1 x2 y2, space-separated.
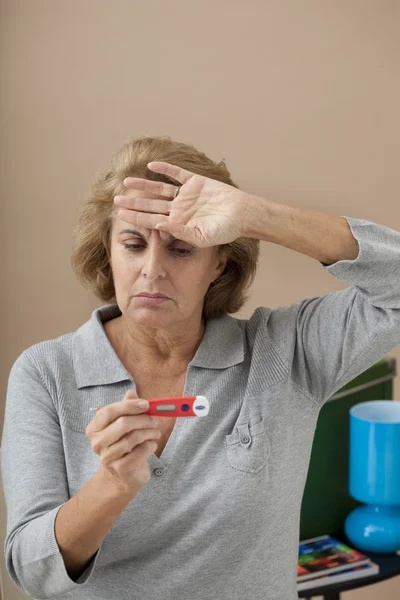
137 293 169 299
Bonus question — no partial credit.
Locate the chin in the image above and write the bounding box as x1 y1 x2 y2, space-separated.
134 308 175 326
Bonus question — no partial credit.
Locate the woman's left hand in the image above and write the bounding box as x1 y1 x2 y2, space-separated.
114 162 255 247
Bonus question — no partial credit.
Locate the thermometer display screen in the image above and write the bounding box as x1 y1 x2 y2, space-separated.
156 404 176 412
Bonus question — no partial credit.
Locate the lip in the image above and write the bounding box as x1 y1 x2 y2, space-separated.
137 293 169 298
136 295 169 306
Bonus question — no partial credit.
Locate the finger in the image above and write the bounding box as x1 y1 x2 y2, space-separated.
88 396 147 435
156 221 208 247
124 178 178 198
99 427 160 464
147 162 193 185
155 222 188 240
125 188 173 200
114 196 172 215
117 208 170 230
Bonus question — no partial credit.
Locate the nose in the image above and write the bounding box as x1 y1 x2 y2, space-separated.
141 240 166 280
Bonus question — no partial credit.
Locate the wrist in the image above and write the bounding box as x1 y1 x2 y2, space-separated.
99 466 142 500
243 194 282 242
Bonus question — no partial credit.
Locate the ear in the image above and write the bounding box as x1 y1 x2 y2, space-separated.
212 249 228 281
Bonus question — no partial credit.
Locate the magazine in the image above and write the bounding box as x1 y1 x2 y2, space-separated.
298 534 370 581
297 560 379 591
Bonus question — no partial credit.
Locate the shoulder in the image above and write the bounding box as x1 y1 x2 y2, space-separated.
11 306 105 379
234 303 303 364
11 332 75 384
235 304 298 338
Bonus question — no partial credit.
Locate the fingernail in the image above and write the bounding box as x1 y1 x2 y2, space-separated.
137 400 149 409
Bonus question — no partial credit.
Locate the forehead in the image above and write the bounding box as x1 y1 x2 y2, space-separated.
113 220 179 245
119 227 172 238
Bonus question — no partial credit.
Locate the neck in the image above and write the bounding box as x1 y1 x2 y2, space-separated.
107 313 206 369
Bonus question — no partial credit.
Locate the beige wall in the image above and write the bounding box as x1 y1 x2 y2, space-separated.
1 1 399 598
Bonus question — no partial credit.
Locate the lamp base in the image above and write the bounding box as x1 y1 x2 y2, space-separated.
345 504 400 553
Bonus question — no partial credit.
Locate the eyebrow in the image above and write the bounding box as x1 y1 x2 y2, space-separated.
117 228 177 242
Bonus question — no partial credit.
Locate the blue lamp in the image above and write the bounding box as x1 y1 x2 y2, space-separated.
345 400 400 553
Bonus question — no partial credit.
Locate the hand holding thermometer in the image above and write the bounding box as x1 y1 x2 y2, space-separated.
89 395 209 418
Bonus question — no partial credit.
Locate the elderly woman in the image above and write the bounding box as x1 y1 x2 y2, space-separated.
2 135 400 600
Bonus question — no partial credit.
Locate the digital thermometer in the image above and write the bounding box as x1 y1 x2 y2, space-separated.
89 395 209 417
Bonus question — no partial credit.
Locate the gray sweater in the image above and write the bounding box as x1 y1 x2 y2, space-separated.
2 215 400 600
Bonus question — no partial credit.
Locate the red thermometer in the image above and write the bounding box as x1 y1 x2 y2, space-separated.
90 395 209 417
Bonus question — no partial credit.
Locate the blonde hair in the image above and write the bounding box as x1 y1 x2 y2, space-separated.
71 135 260 318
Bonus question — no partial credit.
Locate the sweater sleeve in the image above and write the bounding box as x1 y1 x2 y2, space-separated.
281 216 400 405
0 349 101 599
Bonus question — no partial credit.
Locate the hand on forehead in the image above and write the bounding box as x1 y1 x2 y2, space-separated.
118 187 179 243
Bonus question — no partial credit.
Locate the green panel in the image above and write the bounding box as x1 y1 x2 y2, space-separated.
299 357 397 540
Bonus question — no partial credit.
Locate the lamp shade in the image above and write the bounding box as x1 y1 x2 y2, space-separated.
345 400 400 552
349 400 400 504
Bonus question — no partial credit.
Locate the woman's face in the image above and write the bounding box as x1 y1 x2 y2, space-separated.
108 215 228 329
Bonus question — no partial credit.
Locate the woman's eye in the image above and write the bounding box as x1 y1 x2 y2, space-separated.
123 244 191 256
173 248 192 256
123 244 143 251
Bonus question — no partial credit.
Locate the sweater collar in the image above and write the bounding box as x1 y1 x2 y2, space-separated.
73 304 245 389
